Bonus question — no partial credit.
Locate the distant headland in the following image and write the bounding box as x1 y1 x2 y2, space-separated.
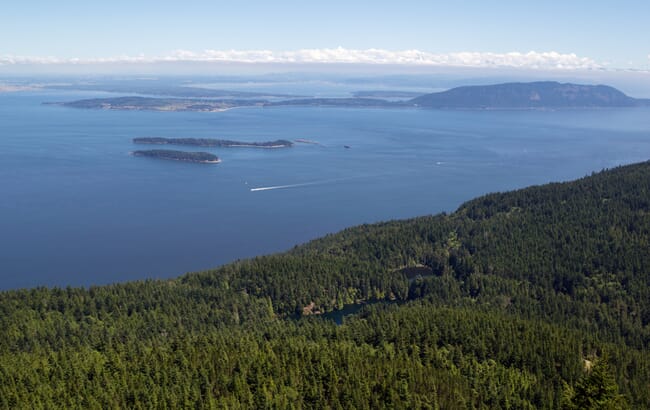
132 149 221 164
52 96 265 112
409 81 650 109
133 137 293 148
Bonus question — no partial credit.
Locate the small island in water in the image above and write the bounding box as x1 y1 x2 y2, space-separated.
133 137 293 148
132 149 221 164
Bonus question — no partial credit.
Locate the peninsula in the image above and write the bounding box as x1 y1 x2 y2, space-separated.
56 96 263 112
132 149 221 164
133 137 293 148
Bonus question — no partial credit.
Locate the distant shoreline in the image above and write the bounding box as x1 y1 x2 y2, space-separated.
52 82 650 112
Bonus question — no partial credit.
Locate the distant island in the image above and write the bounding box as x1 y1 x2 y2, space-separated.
53 82 650 112
45 83 300 99
352 90 425 98
132 149 221 164
409 81 650 109
271 97 395 108
54 96 264 112
133 137 293 148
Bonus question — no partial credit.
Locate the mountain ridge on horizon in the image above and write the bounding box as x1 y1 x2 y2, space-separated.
409 80 650 108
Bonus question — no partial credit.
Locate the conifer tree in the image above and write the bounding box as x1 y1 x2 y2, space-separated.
562 356 629 410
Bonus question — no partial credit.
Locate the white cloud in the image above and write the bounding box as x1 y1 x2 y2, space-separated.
0 48 601 70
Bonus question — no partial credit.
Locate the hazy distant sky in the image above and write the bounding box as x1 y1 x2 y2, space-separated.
2 0 649 70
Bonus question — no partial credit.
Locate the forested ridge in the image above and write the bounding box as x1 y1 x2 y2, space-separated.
2 161 650 408
409 82 650 108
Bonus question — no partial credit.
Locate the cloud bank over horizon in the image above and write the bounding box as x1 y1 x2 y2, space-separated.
0 47 603 70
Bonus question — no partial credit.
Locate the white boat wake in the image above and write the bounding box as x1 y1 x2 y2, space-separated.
250 175 380 192
250 182 322 192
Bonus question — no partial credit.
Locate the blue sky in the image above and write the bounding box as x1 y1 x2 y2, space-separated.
2 1 649 70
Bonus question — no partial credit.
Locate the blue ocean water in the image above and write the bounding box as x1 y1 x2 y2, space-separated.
2 90 650 289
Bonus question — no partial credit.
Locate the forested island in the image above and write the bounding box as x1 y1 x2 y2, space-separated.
54 81 650 112
409 81 650 108
2 160 650 407
134 137 293 148
132 149 221 164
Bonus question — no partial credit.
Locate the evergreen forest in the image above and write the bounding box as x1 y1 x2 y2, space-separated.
2 161 650 408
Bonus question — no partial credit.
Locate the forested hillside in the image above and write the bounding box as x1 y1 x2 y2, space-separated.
2 161 650 408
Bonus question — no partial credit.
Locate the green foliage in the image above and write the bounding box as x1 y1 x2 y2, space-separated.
562 356 630 410
2 161 650 408
132 149 220 163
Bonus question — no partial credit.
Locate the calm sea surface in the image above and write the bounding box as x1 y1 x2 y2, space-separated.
2 90 650 289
